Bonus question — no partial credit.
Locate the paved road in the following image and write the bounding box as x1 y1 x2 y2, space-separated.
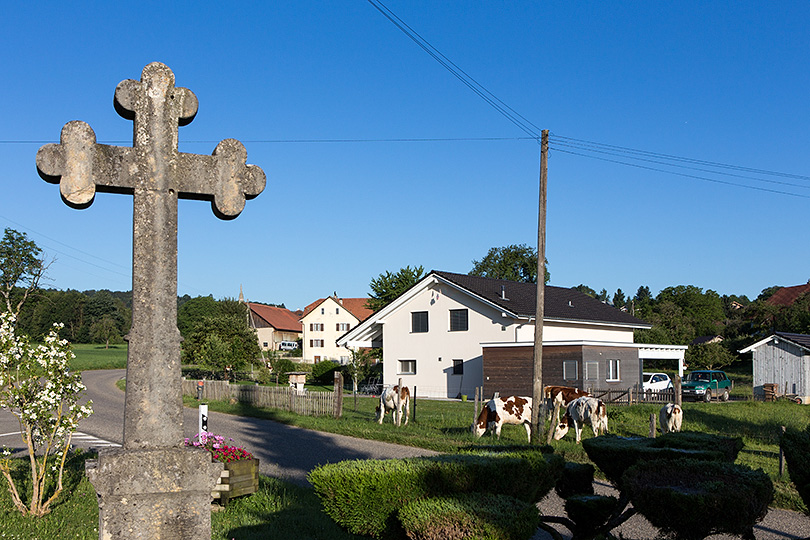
3 369 808 538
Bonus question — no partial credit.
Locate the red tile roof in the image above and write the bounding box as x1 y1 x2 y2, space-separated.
766 284 810 306
248 303 302 332
301 297 373 322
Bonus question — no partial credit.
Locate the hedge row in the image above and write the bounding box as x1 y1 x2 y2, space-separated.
781 424 810 514
308 449 563 539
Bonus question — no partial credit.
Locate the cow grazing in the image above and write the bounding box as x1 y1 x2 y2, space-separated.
544 385 590 422
375 385 410 426
472 395 532 443
659 403 683 434
553 396 608 443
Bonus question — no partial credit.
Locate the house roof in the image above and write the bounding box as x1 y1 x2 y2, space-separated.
766 284 810 306
690 335 724 346
739 331 810 354
338 271 649 347
301 296 374 322
432 271 649 327
248 303 302 333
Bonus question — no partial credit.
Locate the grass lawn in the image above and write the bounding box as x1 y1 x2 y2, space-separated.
69 343 127 371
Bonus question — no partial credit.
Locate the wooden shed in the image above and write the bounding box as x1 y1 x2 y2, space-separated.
481 341 641 399
739 332 810 404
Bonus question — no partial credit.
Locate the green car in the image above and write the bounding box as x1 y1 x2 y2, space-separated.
681 370 732 402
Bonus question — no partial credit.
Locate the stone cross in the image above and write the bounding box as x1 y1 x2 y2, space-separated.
36 62 265 539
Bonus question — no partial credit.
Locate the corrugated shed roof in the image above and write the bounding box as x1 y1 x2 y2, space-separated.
775 332 810 350
433 271 649 327
766 284 810 306
248 303 302 333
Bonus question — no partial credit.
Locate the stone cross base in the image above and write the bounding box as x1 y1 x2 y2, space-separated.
86 447 223 539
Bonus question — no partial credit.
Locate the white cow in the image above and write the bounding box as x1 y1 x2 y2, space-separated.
553 396 608 443
375 385 410 426
471 395 532 443
659 403 683 434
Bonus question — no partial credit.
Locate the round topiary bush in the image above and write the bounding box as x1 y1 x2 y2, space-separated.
624 458 773 540
582 433 740 487
564 494 618 537
555 461 595 499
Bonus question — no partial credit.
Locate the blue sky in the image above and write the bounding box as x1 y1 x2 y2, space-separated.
1 1 808 311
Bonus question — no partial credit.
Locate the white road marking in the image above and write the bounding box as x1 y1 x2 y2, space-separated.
71 432 121 449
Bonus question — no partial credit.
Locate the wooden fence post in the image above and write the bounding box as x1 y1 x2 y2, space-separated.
412 385 417 423
333 371 343 418
649 413 657 438
779 425 786 476
674 375 682 407
546 399 561 444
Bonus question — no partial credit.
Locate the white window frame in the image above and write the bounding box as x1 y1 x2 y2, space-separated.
398 359 416 375
584 361 599 382
607 359 621 382
563 360 578 381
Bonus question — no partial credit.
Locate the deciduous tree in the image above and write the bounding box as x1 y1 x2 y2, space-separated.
366 266 425 312
469 244 550 284
0 228 48 319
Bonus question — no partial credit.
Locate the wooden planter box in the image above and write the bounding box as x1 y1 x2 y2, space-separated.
212 458 259 506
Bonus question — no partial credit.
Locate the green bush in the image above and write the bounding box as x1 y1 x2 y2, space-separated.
582 433 740 487
555 462 595 499
781 424 810 514
563 494 618 536
624 459 773 540
308 451 563 539
310 360 340 384
398 492 540 540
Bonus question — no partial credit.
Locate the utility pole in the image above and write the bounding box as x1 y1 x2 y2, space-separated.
531 130 548 444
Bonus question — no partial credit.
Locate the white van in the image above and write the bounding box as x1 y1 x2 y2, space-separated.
279 341 299 351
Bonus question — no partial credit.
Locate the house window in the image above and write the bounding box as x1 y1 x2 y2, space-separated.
262 342 268 348
336 323 351 332
310 323 324 331
321 308 324 315
336 307 340 314
452 359 464 375
563 360 578 381
340 355 350 364
585 361 599 382
310 339 324 348
399 359 416 375
449 309 468 332
412 311 428 333
607 359 620 381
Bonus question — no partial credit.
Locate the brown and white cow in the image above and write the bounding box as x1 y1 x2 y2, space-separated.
659 403 683 434
553 396 608 443
471 395 532 443
375 385 410 426
543 385 590 422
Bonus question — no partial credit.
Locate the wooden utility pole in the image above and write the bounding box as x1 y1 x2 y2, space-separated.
531 130 549 444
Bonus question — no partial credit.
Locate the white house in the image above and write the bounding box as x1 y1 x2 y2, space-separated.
301 296 373 364
739 332 810 404
337 271 684 398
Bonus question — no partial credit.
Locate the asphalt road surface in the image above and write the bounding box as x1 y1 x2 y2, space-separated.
2 369 808 539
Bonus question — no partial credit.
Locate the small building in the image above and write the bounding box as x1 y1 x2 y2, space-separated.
247 303 303 351
739 332 810 404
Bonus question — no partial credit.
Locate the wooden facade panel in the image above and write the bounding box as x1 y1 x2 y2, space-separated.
482 344 640 398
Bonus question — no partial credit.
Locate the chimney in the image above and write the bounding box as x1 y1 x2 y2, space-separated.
500 286 508 301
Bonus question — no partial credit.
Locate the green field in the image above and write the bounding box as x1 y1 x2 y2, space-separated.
69 343 127 371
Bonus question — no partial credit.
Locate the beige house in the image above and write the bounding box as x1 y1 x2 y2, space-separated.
300 296 373 364
338 271 684 398
247 303 303 351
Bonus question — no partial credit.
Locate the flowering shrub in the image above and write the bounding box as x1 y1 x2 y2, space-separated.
0 312 93 517
185 431 253 463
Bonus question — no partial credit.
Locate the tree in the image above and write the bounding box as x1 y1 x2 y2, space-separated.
181 314 260 378
0 228 48 319
613 289 626 310
366 266 425 312
344 348 380 410
90 314 121 349
685 342 737 370
0 313 93 516
176 295 219 338
469 244 550 284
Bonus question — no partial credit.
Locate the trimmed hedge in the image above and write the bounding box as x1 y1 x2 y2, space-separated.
582 432 742 487
564 494 618 536
308 451 563 538
555 461 595 499
624 459 773 540
781 424 810 515
398 492 540 540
